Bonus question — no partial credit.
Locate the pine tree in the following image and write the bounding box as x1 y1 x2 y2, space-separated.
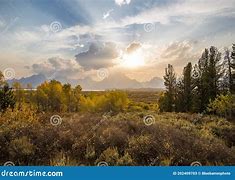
191 64 201 112
0 84 15 112
192 47 223 112
207 46 222 99
222 48 232 92
161 64 176 112
182 62 193 111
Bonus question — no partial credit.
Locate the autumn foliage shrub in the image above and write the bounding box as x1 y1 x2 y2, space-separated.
79 91 129 113
0 104 235 166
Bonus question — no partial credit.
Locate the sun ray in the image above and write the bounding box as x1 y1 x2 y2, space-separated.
121 49 145 68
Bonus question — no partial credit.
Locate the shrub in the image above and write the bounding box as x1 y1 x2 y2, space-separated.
95 147 119 166
80 91 129 113
8 136 35 165
207 93 234 118
117 152 134 166
50 152 77 166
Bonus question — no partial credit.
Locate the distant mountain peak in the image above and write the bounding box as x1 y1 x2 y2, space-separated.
7 73 163 90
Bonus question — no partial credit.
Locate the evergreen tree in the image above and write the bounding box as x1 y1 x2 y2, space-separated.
191 64 201 112
207 46 222 98
0 71 15 112
0 84 15 112
182 62 193 111
160 64 176 112
192 47 223 112
222 48 232 92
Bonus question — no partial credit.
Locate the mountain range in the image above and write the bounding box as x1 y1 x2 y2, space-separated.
7 73 164 90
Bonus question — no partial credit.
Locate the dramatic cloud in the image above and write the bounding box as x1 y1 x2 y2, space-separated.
0 0 235 83
32 57 82 79
126 42 141 53
75 42 119 70
158 41 200 69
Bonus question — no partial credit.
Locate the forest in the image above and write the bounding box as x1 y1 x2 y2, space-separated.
0 44 235 166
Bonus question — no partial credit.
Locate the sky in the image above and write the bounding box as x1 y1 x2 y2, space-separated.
0 0 235 82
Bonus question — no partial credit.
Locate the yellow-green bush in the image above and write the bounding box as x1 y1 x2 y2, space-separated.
207 93 234 118
80 91 129 113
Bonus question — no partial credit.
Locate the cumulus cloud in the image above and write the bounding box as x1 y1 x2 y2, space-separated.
115 0 131 6
75 42 119 70
32 57 82 79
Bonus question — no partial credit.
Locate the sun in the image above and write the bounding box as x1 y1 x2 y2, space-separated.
121 49 145 68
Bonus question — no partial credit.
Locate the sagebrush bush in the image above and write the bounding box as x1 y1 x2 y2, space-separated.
1 107 235 166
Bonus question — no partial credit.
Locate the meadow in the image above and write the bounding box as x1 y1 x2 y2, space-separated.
0 88 234 166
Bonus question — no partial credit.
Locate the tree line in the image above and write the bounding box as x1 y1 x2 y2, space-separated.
0 75 129 113
160 44 235 118
1 44 234 116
